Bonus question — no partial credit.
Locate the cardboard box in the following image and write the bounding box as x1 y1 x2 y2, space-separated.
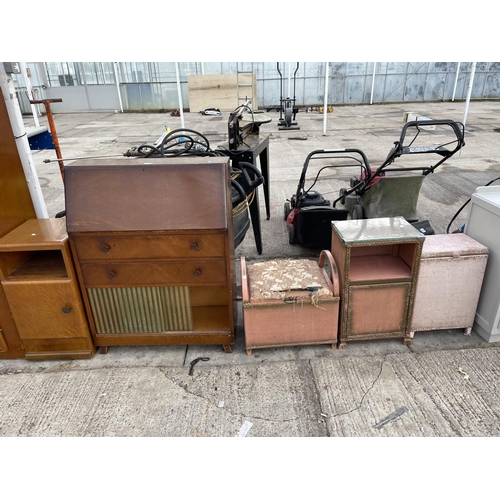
404 112 436 130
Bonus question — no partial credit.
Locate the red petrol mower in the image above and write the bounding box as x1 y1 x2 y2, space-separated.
284 119 465 249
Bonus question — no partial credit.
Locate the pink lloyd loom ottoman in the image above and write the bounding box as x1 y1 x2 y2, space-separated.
410 233 489 336
240 250 340 355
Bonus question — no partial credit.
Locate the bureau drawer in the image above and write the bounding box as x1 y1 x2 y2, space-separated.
81 261 228 286
71 233 226 261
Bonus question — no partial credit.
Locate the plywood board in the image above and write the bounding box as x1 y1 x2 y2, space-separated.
187 74 257 112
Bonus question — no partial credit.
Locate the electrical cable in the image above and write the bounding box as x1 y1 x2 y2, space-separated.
132 127 261 219
134 128 225 158
446 176 500 233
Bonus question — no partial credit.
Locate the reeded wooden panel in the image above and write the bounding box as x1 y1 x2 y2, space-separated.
88 286 194 334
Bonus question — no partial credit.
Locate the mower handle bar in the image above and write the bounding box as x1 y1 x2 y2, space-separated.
297 148 372 206
383 119 465 168
298 148 372 186
366 119 465 184
400 119 465 145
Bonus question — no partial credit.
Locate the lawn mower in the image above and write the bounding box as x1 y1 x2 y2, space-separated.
285 119 466 249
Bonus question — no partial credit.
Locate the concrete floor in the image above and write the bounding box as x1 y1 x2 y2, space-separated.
1 100 500 438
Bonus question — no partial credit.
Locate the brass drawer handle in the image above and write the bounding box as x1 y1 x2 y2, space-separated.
193 268 203 276
190 242 200 250
108 271 116 278
101 244 110 252
61 306 72 314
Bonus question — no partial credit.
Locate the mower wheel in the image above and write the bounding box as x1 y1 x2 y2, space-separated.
350 176 359 188
349 205 364 220
339 188 347 205
284 201 291 220
287 224 296 244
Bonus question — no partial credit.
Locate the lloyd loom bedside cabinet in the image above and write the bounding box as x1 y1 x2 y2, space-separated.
410 233 489 336
241 250 340 355
64 157 236 353
0 218 95 359
330 217 425 349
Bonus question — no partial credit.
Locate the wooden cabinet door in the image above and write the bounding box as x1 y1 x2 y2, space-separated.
2 281 90 341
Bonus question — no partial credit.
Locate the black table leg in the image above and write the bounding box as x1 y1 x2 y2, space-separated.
259 147 270 220
248 185 263 255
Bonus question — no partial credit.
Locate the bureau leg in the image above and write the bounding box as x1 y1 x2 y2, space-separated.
223 344 233 353
246 348 252 356
338 342 347 350
332 343 336 349
464 327 472 335
99 346 109 354
403 338 412 346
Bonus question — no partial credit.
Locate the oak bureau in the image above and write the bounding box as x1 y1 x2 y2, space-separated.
64 157 236 353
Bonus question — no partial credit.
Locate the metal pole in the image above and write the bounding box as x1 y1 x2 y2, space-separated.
452 62 460 101
20 62 40 127
79 62 92 110
463 62 476 126
0 64 48 218
370 62 376 105
113 62 124 113
323 62 329 136
43 154 126 163
30 99 65 180
287 62 291 97
175 62 185 129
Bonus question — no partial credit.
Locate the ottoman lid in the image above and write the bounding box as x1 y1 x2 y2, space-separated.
246 258 333 303
421 233 489 258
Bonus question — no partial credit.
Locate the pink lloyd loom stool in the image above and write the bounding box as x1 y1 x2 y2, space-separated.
240 250 340 355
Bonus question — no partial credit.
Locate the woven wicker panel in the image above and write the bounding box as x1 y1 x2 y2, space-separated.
88 286 193 334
